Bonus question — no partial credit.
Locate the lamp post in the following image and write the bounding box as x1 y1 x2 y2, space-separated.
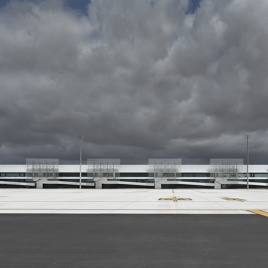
78 135 84 189
244 134 251 190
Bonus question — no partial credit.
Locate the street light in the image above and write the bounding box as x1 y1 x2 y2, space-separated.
244 134 251 190
78 135 84 189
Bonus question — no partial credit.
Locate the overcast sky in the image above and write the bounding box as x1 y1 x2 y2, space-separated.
0 0 268 164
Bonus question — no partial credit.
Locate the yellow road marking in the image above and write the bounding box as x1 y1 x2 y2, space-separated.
249 210 268 217
223 197 245 202
159 197 192 202
0 208 257 211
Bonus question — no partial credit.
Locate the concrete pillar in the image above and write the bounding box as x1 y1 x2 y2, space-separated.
214 179 221 189
155 180 161 189
95 180 103 189
36 180 44 189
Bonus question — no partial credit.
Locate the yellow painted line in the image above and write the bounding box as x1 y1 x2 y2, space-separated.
159 197 192 202
249 210 268 217
223 197 245 202
0 208 266 211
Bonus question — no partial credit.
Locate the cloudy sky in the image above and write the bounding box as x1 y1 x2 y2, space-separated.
0 0 268 164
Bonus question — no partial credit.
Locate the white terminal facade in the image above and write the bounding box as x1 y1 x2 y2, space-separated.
0 158 268 189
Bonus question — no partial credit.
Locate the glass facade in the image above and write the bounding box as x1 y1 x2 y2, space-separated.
0 172 267 178
1 173 26 177
0 167 267 189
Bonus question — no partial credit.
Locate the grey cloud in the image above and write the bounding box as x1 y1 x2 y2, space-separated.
0 0 268 164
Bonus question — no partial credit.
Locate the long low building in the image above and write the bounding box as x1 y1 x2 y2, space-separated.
0 158 268 189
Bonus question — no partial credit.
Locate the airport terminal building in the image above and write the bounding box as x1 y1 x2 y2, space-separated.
0 158 268 189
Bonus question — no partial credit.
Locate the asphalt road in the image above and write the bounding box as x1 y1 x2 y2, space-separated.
0 214 267 268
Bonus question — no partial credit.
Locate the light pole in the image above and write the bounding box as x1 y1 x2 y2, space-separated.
244 134 251 190
78 135 84 189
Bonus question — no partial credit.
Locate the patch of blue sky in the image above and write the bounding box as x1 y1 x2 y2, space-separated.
187 0 203 14
1 0 201 15
0 0 10 8
0 0 91 14
63 0 91 15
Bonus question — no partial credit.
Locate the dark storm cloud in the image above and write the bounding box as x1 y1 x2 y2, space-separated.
0 0 268 164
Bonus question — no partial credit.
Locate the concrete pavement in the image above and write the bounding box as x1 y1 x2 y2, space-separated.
0 189 268 214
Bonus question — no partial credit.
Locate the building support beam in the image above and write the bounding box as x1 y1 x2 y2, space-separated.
95 180 103 189
36 180 45 189
155 180 162 189
214 181 221 189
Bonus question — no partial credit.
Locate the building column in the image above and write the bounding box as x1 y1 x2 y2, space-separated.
36 180 45 189
214 179 221 189
95 180 103 189
155 179 161 189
